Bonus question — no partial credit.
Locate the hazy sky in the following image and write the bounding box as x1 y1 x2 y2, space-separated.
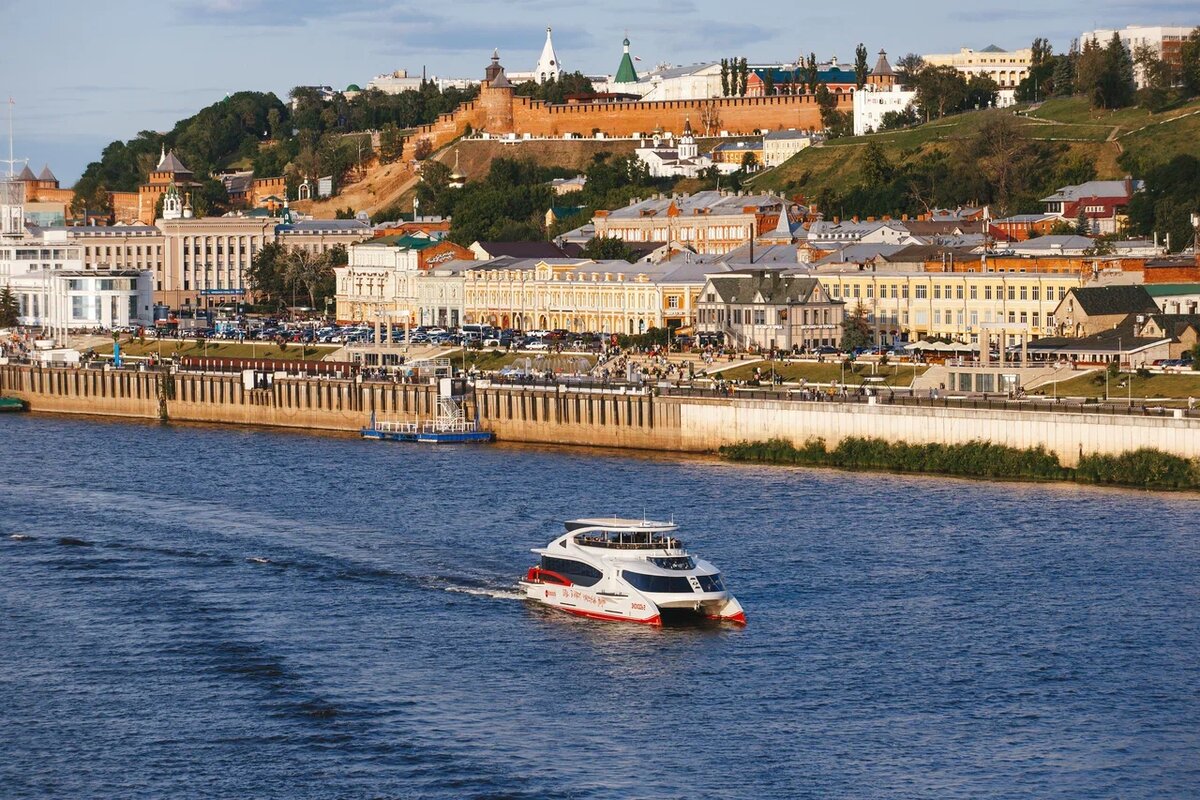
3 0 1193 184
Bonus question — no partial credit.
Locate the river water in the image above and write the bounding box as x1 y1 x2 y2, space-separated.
1 414 1198 799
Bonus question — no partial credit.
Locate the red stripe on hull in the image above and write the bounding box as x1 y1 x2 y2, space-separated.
706 611 748 624
555 605 662 626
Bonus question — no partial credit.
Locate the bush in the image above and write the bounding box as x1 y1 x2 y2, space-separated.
1076 449 1200 490
720 437 1200 490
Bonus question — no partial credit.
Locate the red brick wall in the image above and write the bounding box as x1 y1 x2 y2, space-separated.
409 88 848 152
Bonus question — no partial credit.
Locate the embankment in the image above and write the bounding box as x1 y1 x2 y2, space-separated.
4 366 1200 472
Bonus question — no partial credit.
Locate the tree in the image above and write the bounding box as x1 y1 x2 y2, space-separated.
841 301 872 351
854 43 870 89
1051 42 1077 96
1075 207 1091 235
895 53 926 88
914 65 968 120
247 241 288 304
860 142 893 185
763 70 775 96
378 124 405 164
580 235 637 262
1100 32 1136 109
1181 28 1200 97
965 74 1000 110
0 285 18 328
814 83 852 138
805 53 819 93
738 58 749 96
720 59 730 97
285 249 334 310
1031 37 1053 69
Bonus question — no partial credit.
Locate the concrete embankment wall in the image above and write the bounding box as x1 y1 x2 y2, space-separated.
0 365 437 433
670 398 1200 467
6 366 1200 467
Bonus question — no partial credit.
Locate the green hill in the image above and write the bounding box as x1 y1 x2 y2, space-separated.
751 96 1200 209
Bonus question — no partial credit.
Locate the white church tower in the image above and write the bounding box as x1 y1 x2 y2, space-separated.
535 27 561 84
678 118 698 160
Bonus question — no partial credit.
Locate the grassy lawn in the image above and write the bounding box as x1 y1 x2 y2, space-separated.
1035 370 1200 400
94 339 340 361
715 360 928 387
446 348 597 372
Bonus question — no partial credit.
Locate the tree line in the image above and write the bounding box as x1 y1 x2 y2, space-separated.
71 81 479 221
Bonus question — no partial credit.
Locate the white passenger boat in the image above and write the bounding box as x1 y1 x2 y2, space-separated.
520 518 746 626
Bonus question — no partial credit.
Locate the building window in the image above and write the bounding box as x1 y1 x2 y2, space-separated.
915 286 927 299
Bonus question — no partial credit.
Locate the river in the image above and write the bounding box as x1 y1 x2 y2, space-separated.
2 414 1198 799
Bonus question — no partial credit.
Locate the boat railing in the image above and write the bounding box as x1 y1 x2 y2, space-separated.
574 535 684 551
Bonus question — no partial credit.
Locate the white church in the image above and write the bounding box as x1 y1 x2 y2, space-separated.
633 119 737 179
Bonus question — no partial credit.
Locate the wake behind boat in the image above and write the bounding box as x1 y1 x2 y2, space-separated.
520 517 745 626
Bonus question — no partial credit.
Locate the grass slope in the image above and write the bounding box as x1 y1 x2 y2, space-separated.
752 96 1200 198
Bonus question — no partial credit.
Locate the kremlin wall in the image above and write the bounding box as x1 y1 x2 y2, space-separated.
406 53 853 155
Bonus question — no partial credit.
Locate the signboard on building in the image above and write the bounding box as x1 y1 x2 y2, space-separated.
200 289 246 296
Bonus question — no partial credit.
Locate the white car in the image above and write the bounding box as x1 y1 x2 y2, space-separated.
525 341 550 351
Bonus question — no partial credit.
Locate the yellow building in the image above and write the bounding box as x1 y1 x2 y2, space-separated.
921 46 1033 88
463 257 720 334
592 191 786 256
814 268 1084 345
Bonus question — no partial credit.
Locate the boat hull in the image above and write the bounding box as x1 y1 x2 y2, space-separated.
521 579 746 626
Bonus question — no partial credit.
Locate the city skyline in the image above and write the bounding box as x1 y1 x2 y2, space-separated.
3 0 1195 184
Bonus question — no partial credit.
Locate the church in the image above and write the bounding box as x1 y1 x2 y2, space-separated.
634 119 736 179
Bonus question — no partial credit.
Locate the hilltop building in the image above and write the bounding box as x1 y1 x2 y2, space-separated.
1079 26 1196 88
922 45 1033 88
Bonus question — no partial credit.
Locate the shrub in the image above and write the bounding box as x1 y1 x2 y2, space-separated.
1076 449 1200 490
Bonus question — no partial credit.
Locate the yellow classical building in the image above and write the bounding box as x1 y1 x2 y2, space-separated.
463 257 721 334
814 268 1085 344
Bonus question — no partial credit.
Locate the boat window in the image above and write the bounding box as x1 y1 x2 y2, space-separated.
540 556 602 587
649 556 695 570
622 571 694 594
696 573 725 592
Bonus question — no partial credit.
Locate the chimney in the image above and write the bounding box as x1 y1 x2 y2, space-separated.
882 214 891 221
902 214 908 221
866 216 875 222
852 215 859 223
1124 175 1133 196
833 216 840 224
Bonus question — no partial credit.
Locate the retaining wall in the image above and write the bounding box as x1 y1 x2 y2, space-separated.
5 366 1200 467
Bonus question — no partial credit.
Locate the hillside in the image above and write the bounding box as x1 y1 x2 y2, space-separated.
750 96 1200 202
298 137 648 219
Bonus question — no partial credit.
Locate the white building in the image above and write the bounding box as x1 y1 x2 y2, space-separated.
1 180 152 334
365 70 477 94
922 45 1033 88
853 85 918 135
1079 26 1197 88
634 121 731 178
334 238 465 329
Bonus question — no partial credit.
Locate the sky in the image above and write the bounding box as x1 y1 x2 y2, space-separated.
2 0 1194 185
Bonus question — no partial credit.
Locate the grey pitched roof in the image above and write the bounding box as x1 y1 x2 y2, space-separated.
1069 286 1158 317
1041 180 1143 202
871 50 895 76
37 165 56 182
156 150 191 174
706 270 827 305
17 164 36 181
473 241 567 258
604 191 783 221
277 219 371 233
